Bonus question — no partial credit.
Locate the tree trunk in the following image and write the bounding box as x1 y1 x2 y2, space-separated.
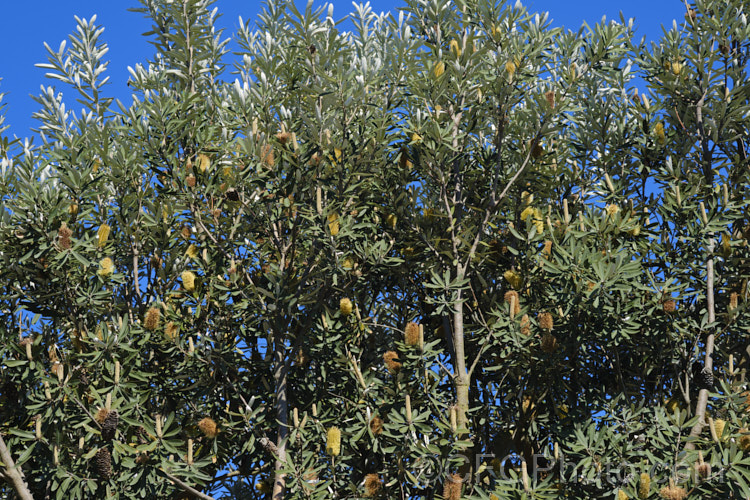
272 333 290 500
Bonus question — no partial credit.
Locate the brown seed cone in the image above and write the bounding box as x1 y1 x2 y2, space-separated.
364 473 382 497
545 90 556 108
739 429 750 451
370 416 383 436
261 144 275 167
383 351 402 374
275 131 291 145
404 322 420 346
58 223 73 250
144 307 161 331
541 333 558 353
729 292 739 313
101 410 119 441
520 314 531 336
662 299 676 313
198 417 219 438
659 479 687 500
95 408 110 425
696 461 711 480
539 311 554 331
442 473 462 500
542 239 552 256
504 290 520 316
94 447 112 480
165 321 179 341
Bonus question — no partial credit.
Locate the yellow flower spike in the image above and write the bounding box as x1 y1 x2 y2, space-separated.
339 298 353 316
504 270 523 290
412 133 423 143
97 224 111 248
328 213 340 236
638 472 651 499
654 122 666 146
505 61 516 76
605 204 620 218
186 244 199 259
97 257 114 277
198 153 211 173
326 427 341 456
449 40 461 58
520 206 535 221
181 271 196 292
433 61 445 78
714 419 726 441
533 208 544 233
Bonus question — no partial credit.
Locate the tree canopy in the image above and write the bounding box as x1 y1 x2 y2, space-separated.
1 0 749 498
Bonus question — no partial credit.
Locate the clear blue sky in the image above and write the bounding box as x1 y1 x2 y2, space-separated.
0 0 686 140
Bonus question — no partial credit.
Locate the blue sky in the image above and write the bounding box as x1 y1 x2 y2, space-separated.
0 0 686 140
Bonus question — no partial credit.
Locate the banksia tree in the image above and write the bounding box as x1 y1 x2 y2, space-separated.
1 0 749 499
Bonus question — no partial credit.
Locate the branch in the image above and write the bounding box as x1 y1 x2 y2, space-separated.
162 469 216 500
0 433 34 500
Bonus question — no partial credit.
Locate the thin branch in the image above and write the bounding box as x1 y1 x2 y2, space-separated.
162 469 216 500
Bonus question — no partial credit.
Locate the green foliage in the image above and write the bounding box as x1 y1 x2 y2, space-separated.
1 0 749 498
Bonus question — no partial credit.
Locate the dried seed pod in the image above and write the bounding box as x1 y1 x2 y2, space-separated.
198 417 219 438
658 479 686 500
520 314 531 336
144 307 161 331
442 473 462 500
541 333 558 353
165 321 179 341
544 90 556 108
364 473 382 497
369 416 383 436
94 447 112 480
504 290 520 316
696 452 711 480
58 223 73 250
95 408 110 425
383 351 402 374
539 312 554 331
101 410 119 441
404 322 420 346
662 299 676 313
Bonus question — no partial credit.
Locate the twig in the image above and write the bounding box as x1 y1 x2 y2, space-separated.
163 469 215 500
